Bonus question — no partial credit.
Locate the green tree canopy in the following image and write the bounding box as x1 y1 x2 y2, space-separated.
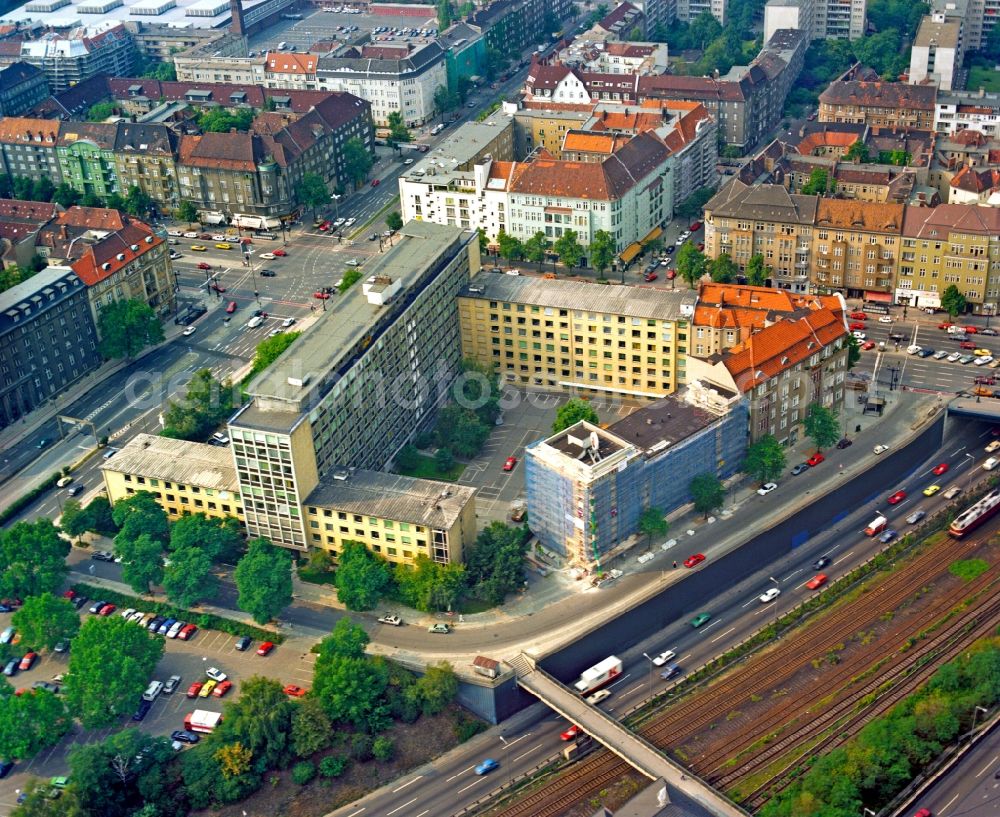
0 518 69 600
343 137 374 187
676 243 706 288
386 110 411 152
801 167 832 195
553 397 600 433
463 521 528 605
394 555 466 612
675 186 717 219
743 435 786 484
87 101 116 121
802 403 840 450
386 211 404 232
709 253 737 283
65 616 164 728
176 200 198 222
523 231 548 264
415 661 458 715
169 512 243 561
243 331 301 385
312 648 389 729
112 490 169 546
53 182 81 208
12 592 80 651
845 141 871 163
638 507 669 550
589 229 615 276
941 284 968 317
0 688 71 761
496 228 523 262
162 546 218 607
745 254 769 287
59 498 87 542
690 472 725 518
295 171 330 217
97 299 164 360
214 675 294 769
197 108 253 133
123 185 153 218
291 696 333 757
118 532 165 594
161 368 235 442
233 538 293 624
846 332 861 369
334 541 393 611
553 230 584 269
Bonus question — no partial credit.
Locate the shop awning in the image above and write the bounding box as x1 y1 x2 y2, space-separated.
620 242 642 264
864 291 892 303
640 226 663 245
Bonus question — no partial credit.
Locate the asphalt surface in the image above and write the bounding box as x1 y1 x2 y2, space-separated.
913 719 1000 817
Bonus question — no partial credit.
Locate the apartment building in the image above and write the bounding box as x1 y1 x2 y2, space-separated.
0 117 61 186
934 89 1000 137
676 0 727 23
819 81 938 130
0 62 49 117
524 391 746 568
927 0 994 51
908 12 963 91
457 274 695 399
113 124 180 216
686 306 849 443
228 222 477 552
0 266 102 432
174 55 266 86
56 123 120 203
101 434 245 523
897 204 1000 312
15 23 136 93
813 0 867 38
469 0 572 57
594 1 647 36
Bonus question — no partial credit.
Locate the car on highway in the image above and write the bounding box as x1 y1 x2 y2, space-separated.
314 291 330 299
960 340 977 349
911 809 931 817
260 253 276 260
813 556 831 570
879 529 897 543
196 262 211 270
210 282 225 293
259 269 277 278
791 463 809 475
652 650 676 666
57 476 73 488
757 482 777 495
862 340 877 351
690 612 712 628
585 689 612 704
283 685 307 697
190 245 207 252
182 326 196 336
759 587 780 603
560 725 581 741
873 445 890 454
378 614 402 626
225 301 237 314
428 623 450 634
932 462 950 475
344 218 356 227
965 326 979 333
906 510 926 525
806 574 828 590
684 553 706 568
806 453 825 467
938 322 954 330
371 178 381 186
215 243 232 250
660 664 683 680
852 331 866 340
503 456 518 471
644 271 658 282
68 484 84 497
887 490 907 505
273 249 288 257
849 311 867 320
836 437 853 449
849 322 865 331
475 758 499 775
317 221 331 231
923 485 941 497
987 440 1000 454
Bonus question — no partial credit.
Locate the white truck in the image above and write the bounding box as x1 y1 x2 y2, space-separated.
184 709 222 733
573 656 622 695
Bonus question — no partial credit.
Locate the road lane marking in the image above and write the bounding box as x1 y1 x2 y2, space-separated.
392 777 423 793
709 626 734 643
941 792 961 813
608 673 632 689
782 568 802 581
832 551 854 566
457 778 487 794
623 682 643 696
385 798 417 815
446 766 476 782
414 811 429 817
514 744 544 762
346 809 365 817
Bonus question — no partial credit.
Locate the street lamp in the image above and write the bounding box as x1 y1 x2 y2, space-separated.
965 452 976 491
971 704 988 736
499 735 511 787
863 809 876 817
641 652 656 701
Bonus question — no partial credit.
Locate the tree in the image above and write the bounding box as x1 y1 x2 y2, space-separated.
415 661 458 715
10 780 87 817
119 532 164 594
0 518 69 600
162 547 218 607
291 695 332 758
244 331 301 384
801 167 831 195
496 228 523 262
802 403 840 451
676 242 707 288
941 284 968 317
161 368 235 442
324 617 370 660
234 538 293 623
112 491 169 547
675 186 717 219
169 512 243 561
386 110 411 152
97 299 164 360
295 171 329 219
123 185 153 218
53 183 81 208
553 229 584 269
745 254 769 287
88 101 116 121
0 688 71 760
343 137 374 188
12 593 80 651
434 84 458 119
845 141 871 163
386 210 404 232
436 403 490 458
59 498 86 542
553 397 599 433
176 200 198 222
394 555 466 612
31 177 54 205
312 647 389 729
197 108 253 133
434 446 455 473
214 742 253 779
334 540 393 611
523 231 548 264
846 332 861 369
709 253 737 283
637 507 668 551
463 521 528 605
65 616 164 728
690 473 725 518
215 676 293 769
589 229 615 277
436 0 452 29
744 435 786 484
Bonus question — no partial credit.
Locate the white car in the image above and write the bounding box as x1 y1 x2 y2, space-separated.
878 316 893 323
651 650 676 666
183 231 199 239
975 356 994 366
168 230 182 237
906 345 921 355
169 251 182 260
757 482 778 496
585 689 611 705
205 667 227 682
873 444 890 455
333 217 345 227
167 620 185 638
212 234 226 241
505 269 521 276
852 331 866 340
759 587 781 603
947 352 963 362
282 317 296 328
985 457 1000 471
120 608 136 619
933 350 949 359
182 326 196 336
403 158 414 165
260 253 276 260
344 217 357 227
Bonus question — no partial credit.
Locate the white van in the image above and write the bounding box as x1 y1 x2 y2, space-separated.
142 680 164 701
247 315 264 329
864 515 888 536
431 123 445 135
277 41 288 50
985 457 999 471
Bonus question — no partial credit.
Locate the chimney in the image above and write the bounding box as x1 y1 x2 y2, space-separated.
60 225 68 240
229 0 246 37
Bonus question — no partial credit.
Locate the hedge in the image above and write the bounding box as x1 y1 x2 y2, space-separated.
0 472 61 525
71 582 285 644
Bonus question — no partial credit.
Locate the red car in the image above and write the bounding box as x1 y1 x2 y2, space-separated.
932 462 949 475
211 283 226 293
850 312 867 320
806 453 825 467
684 553 706 568
560 725 581 741
199 233 212 240
644 271 658 282
226 301 237 314
503 456 518 471
806 574 828 590
283 685 307 697
272 249 287 257
240 237 253 245
938 322 954 330
197 262 211 270
849 322 865 331
18 652 37 671
257 641 275 656
186 682 203 698
960 340 976 349
887 490 907 505
314 291 330 299
318 221 331 231
371 178 381 187
912 810 931 817
99 603 116 616
964 326 978 334
62 590 76 600
689 221 702 232
861 340 876 350
213 680 233 698
178 624 198 640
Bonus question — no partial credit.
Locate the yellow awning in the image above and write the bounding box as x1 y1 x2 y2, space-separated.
640 226 663 245
619 242 642 264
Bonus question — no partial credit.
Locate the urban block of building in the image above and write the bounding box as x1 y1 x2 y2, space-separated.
935 88 1000 137
5 24 136 94
0 62 49 118
908 11 963 91
524 390 747 568
819 79 938 131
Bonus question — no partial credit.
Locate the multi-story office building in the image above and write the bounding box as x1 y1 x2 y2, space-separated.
458 274 695 398
524 390 746 567
908 12 963 91
228 222 478 551
0 266 102 432
0 117 61 186
819 80 938 130
0 62 49 118
101 434 245 523
56 123 120 203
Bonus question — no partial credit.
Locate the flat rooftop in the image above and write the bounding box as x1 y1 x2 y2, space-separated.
461 273 694 322
408 109 512 175
100 433 239 493
242 220 466 412
303 468 475 529
915 16 960 48
0 0 272 29
608 395 720 456
546 421 627 460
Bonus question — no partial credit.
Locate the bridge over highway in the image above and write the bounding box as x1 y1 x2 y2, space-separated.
508 654 750 817
948 396 1000 422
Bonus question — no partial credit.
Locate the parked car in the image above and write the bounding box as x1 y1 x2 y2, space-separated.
757 482 777 495
186 682 203 698
171 730 200 744
283 684 308 697
428 623 450 634
806 453 825 467
205 667 227 682
163 675 181 694
378 614 402 626
257 641 275 656
213 680 233 697
235 636 252 651
791 463 809 475
18 652 37 671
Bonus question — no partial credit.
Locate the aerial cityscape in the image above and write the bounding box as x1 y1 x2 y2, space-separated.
0 0 999 815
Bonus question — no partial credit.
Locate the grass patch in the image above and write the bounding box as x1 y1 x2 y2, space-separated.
298 565 336 585
949 558 990 581
968 66 1000 93
457 596 495 614
394 451 465 481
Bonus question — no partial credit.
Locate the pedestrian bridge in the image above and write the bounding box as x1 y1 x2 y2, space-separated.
949 396 1000 422
508 654 750 817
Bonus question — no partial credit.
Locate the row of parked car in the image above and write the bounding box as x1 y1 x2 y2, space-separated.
114 606 200 641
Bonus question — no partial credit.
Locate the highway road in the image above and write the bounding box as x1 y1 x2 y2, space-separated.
912 719 1000 817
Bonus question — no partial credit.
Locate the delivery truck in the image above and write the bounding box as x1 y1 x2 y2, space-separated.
864 515 888 536
184 710 222 733
573 656 622 694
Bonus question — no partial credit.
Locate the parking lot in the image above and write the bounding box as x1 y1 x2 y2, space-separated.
247 7 440 54
0 604 318 814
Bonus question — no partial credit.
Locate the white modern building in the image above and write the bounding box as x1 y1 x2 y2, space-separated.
763 0 866 41
935 89 1000 137
908 12 963 91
